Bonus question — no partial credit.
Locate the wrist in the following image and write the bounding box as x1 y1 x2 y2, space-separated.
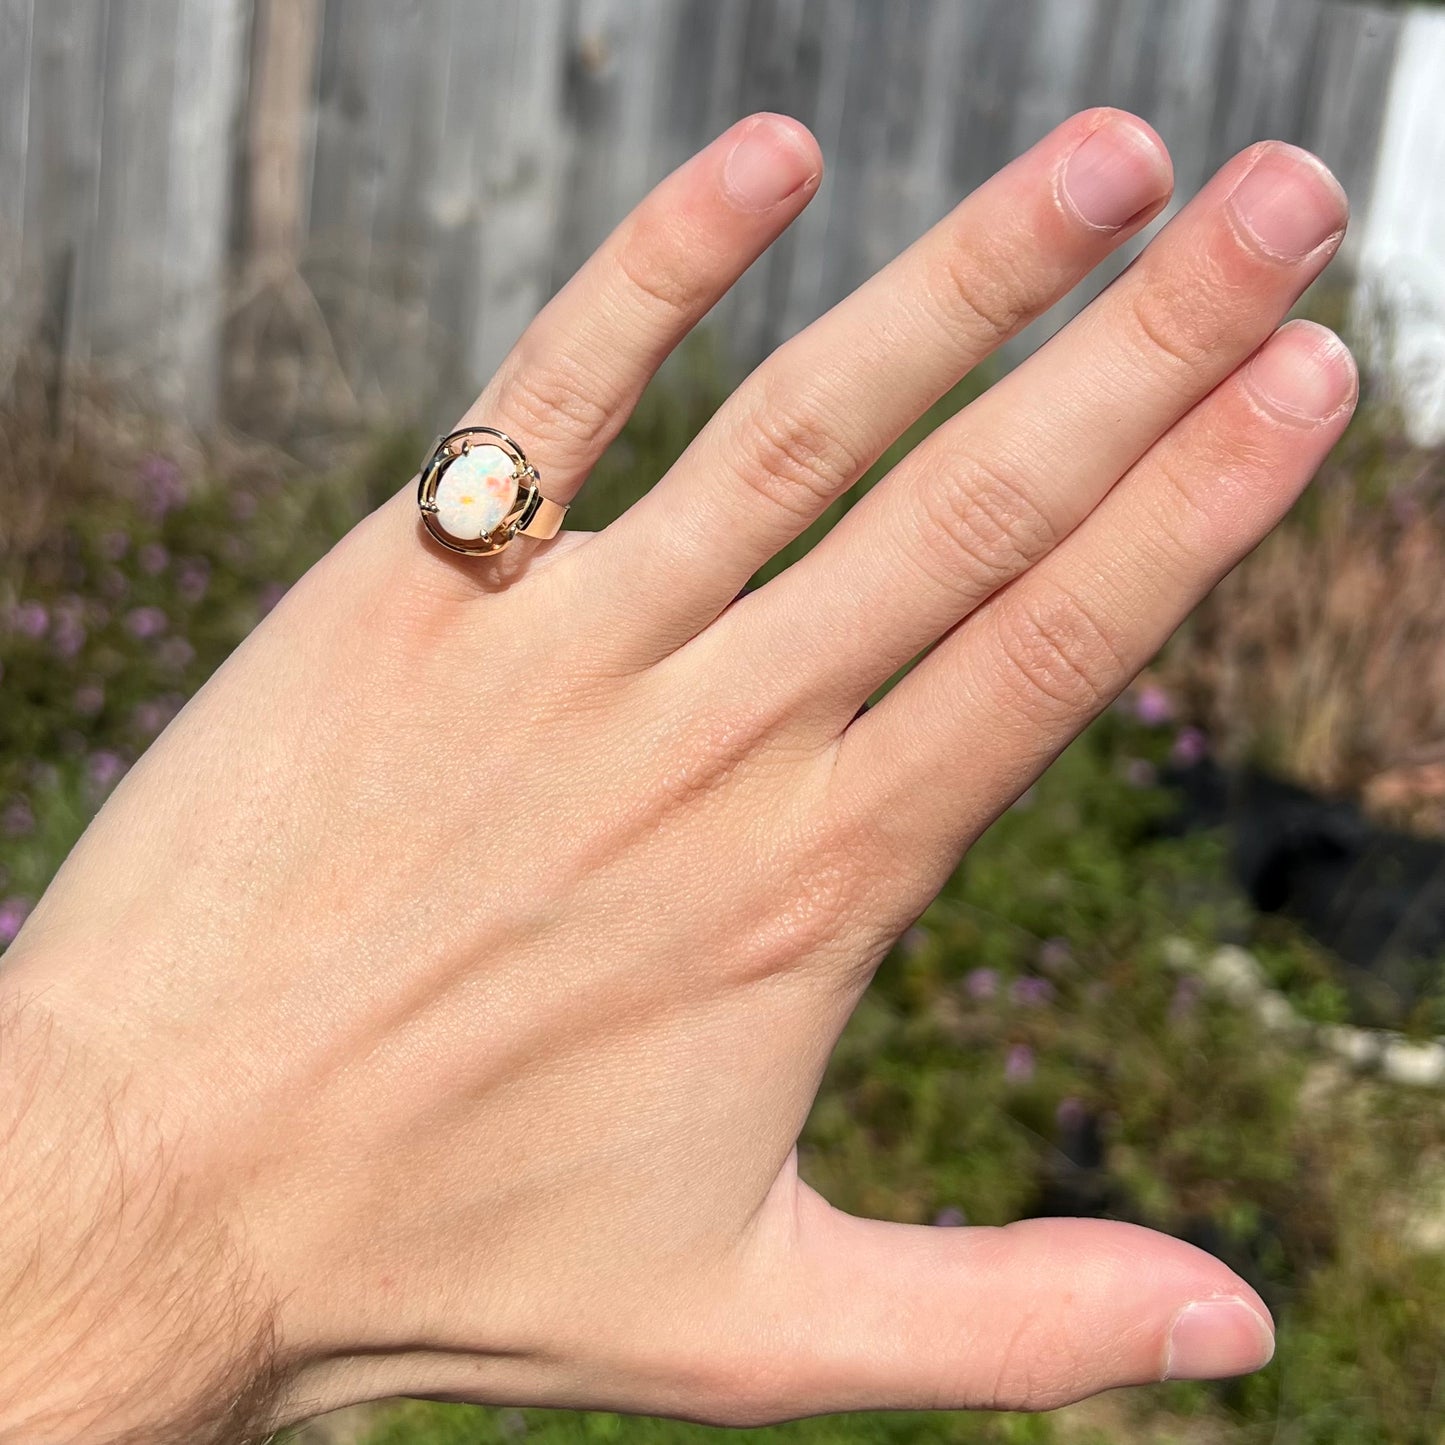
0 990 282 1444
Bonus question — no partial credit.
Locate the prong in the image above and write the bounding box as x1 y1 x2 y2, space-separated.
419 499 439 514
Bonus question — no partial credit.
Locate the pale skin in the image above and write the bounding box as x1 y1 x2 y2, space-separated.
0 109 1356 1442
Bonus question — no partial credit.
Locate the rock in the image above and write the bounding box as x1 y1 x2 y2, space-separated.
1381 1038 1445 1088
1203 944 1266 1003
1321 1025 1384 1067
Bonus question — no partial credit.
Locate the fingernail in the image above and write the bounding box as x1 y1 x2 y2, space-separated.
1227 145 1347 261
722 117 818 212
1061 118 1171 230
1165 1297 1276 1381
1247 321 1358 421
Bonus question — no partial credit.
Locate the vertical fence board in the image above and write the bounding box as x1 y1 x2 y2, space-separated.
19 0 110 397
1356 5 1445 444
0 0 1421 430
0 0 34 387
87 0 182 384
158 0 248 420
465 0 569 391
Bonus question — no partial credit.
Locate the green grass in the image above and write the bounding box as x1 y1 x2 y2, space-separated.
363 1403 1073 1444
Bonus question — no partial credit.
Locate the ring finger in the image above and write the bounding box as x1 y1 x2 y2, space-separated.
378 113 822 596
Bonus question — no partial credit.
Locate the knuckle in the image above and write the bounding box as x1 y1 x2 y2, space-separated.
636 700 768 820
917 451 1059 595
733 847 856 984
1146 441 1220 547
1124 266 1228 375
612 220 700 317
934 238 1032 342
720 780 873 985
989 581 1128 723
731 392 860 523
502 352 617 455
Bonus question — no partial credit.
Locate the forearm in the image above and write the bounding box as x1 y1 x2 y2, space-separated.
0 992 279 1445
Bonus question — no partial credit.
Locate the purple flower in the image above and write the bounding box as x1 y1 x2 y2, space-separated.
133 700 169 736
51 612 86 659
74 681 105 715
176 558 210 604
12 600 49 638
138 454 186 516
231 490 258 521
1011 976 1055 1009
1391 489 1423 527
258 581 287 614
1122 757 1157 789
1036 936 1073 974
965 967 999 1001
132 694 183 736
138 542 170 576
157 636 195 671
1169 977 1201 1024
100 567 130 600
100 530 131 561
932 1206 967 1227
1170 726 1209 767
1004 1043 1036 1084
1132 682 1174 727
1 798 35 837
125 606 169 639
0 897 31 946
1055 1095 1088 1131
898 926 929 957
26 762 59 791
87 750 127 791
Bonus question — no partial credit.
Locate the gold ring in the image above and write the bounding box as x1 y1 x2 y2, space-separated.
416 428 568 557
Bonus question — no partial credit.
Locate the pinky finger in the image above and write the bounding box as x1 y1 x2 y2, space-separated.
838 319 1358 865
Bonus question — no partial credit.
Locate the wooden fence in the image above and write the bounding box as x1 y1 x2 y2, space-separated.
0 0 1412 434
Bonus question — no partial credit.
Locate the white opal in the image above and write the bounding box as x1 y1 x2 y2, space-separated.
434 445 519 540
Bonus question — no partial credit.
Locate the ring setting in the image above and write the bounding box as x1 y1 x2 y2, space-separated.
416 427 568 556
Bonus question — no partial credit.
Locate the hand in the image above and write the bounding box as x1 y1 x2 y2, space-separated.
0 108 1353 1443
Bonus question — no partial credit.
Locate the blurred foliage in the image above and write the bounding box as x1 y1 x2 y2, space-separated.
2 346 1444 1445
1162 282 1445 831
1162 398 1445 824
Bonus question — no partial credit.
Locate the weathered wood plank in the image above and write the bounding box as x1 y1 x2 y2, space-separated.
1309 0 1403 239
87 0 183 380
1355 4 1445 444
464 0 569 390
0 0 35 387
19 0 110 414
0 0 1418 429
244 0 322 268
158 0 248 420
